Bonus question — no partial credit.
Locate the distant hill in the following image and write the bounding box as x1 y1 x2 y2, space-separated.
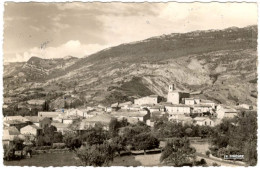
4 25 258 107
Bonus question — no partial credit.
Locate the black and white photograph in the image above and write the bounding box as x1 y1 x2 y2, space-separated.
1 1 258 167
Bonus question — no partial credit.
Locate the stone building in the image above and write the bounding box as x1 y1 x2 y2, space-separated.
167 84 190 104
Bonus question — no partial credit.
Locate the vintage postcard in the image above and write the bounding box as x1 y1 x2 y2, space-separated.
1 1 258 167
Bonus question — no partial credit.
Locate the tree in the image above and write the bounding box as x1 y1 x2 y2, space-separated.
53 132 63 143
44 125 57 136
199 126 213 138
36 135 45 146
206 150 210 157
120 123 150 146
80 126 108 145
108 118 129 138
42 100 50 111
76 142 115 166
3 144 15 161
185 128 193 136
110 136 127 156
63 131 82 150
160 138 196 166
109 118 120 137
132 132 159 154
210 111 257 166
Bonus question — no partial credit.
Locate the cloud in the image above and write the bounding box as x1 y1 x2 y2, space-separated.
3 2 258 63
9 40 109 62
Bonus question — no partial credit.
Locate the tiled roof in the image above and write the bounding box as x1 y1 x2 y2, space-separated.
111 111 147 117
194 117 210 121
166 104 190 107
4 120 26 125
4 116 29 122
193 104 212 107
51 122 70 128
118 101 132 106
184 98 195 100
24 116 44 123
38 111 60 118
200 99 215 103
168 90 190 93
149 95 159 98
6 126 20 135
83 114 113 124
22 125 42 130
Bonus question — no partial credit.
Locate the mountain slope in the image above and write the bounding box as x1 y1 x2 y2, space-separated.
4 25 258 108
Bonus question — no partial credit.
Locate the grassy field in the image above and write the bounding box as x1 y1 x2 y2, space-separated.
111 155 142 166
4 152 80 167
190 141 210 155
111 152 162 166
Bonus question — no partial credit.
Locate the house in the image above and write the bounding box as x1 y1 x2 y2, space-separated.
95 104 105 111
216 105 238 119
38 111 60 119
61 116 80 124
134 95 158 105
165 104 191 115
151 111 165 118
145 105 165 112
167 84 190 104
53 113 80 124
105 107 112 113
51 122 70 134
78 114 113 131
65 109 84 117
118 101 133 110
3 126 20 145
194 98 201 104
4 116 30 123
3 104 8 109
193 104 212 113
184 98 195 105
238 104 252 110
20 125 42 136
170 115 193 125
39 117 52 128
27 99 45 106
4 97 17 104
4 120 28 131
111 110 150 124
146 119 155 127
200 99 216 109
111 102 119 109
24 116 44 127
128 104 142 111
193 117 215 126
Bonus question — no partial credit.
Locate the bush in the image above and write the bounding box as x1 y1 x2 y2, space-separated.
34 146 52 150
212 162 220 166
206 150 210 157
195 159 207 166
52 143 66 149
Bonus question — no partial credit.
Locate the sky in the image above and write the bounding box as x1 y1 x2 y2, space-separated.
3 2 258 63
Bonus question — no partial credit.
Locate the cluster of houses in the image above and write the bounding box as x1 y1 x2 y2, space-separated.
3 84 253 146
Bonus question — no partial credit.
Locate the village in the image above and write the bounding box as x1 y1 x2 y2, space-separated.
3 84 253 156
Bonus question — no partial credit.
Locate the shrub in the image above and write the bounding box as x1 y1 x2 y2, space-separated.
52 143 66 149
212 162 219 166
35 146 52 150
206 150 211 157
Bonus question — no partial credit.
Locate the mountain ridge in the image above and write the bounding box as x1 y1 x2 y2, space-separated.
3 25 258 108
